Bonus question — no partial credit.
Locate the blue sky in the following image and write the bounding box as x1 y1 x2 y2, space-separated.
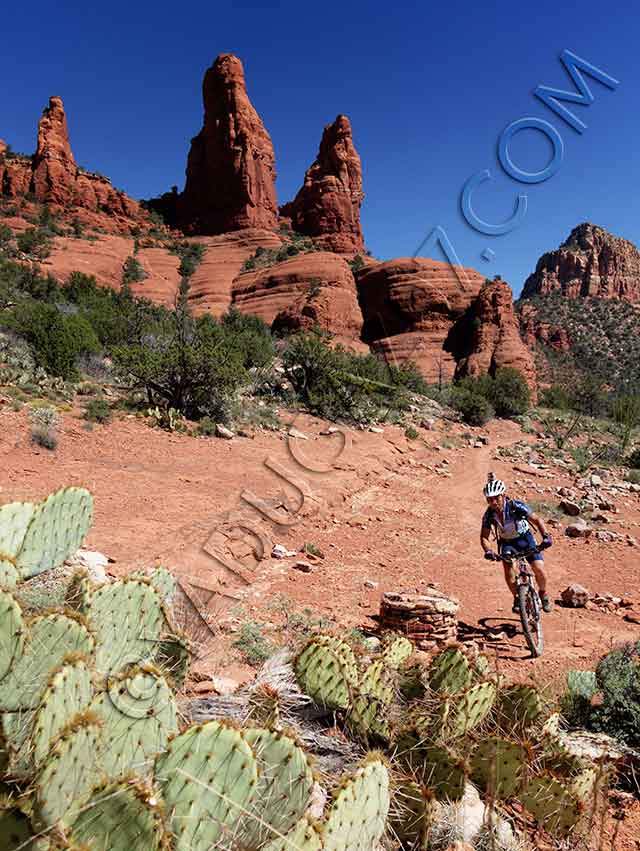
2 0 637 295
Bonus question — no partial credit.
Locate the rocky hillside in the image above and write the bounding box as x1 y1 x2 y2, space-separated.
0 53 535 394
522 222 640 301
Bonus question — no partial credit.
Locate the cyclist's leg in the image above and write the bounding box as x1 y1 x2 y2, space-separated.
530 558 547 595
500 544 518 596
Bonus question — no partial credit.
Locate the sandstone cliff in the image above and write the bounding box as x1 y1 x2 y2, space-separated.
178 54 278 235
280 115 364 253
522 223 640 302
0 97 144 232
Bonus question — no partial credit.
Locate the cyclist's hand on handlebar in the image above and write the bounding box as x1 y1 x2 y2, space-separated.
484 550 499 561
540 535 553 549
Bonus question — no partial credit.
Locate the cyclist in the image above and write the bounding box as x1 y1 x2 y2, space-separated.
480 476 553 614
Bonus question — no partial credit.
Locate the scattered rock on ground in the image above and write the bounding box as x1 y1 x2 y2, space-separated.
271 543 297 558
560 583 590 608
292 560 314 573
565 518 592 538
559 499 581 517
215 423 234 439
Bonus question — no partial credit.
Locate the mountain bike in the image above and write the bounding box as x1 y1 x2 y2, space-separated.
501 545 546 658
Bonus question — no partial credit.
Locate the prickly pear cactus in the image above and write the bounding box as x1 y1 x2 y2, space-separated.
323 756 390 851
34 712 102 828
390 782 436 850
381 634 413 669
496 684 543 732
0 500 35 561
521 774 581 836
239 728 315 848
0 610 94 711
131 566 176 603
421 746 467 801
347 660 394 741
471 737 528 799
1 709 35 777
0 590 25 683
86 578 168 675
68 777 166 850
15 488 93 580
32 657 94 767
64 569 94 613
262 818 323 851
245 684 282 729
91 664 177 779
447 680 497 738
155 720 259 851
153 633 191 690
295 635 359 711
0 560 18 590
427 647 471 695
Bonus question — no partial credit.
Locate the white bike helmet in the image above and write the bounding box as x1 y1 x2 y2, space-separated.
483 477 506 497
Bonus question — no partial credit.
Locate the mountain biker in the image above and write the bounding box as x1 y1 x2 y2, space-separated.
480 476 553 614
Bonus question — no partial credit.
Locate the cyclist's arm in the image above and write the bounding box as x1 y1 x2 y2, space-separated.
480 525 494 554
528 511 548 539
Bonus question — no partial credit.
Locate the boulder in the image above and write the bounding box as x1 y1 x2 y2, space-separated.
454 278 537 399
232 252 365 348
560 583 590 608
355 258 485 382
178 54 278 234
559 499 581 516
280 114 364 253
565 518 592 538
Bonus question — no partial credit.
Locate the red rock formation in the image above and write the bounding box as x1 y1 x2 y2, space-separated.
522 223 640 302
280 115 364 253
178 54 278 235
355 258 485 382
1 99 146 233
455 278 537 398
32 96 76 206
232 252 365 347
518 303 571 352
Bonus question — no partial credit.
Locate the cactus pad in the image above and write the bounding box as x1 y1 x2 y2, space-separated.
427 647 471 694
391 782 436 850
0 590 25 683
421 746 467 800
448 681 497 737
68 778 166 850
381 634 413 669
521 775 581 836
496 684 543 732
32 658 94 767
16 488 93 580
471 737 528 799
323 756 390 850
91 665 177 779
64 570 94 613
0 612 94 711
155 720 259 851
86 578 168 675
1 709 35 777
34 712 102 828
239 727 314 847
0 500 35 560
0 560 19 590
295 635 359 710
262 818 323 851
131 566 177 604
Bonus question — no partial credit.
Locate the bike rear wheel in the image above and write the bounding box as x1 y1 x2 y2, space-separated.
518 583 544 657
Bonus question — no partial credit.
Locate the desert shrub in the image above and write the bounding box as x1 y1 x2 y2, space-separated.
29 405 59 450
232 621 276 667
169 242 206 278
0 223 12 248
3 303 100 380
71 217 84 238
488 368 531 417
281 329 420 424
219 307 276 369
539 384 570 410
113 310 249 420
611 394 640 453
348 254 365 273
197 416 217 436
452 386 494 426
405 424 419 440
83 398 111 424
16 227 52 258
122 256 146 288
591 641 640 748
626 447 640 469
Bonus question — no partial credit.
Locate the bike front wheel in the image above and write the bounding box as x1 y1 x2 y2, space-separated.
518 583 544 658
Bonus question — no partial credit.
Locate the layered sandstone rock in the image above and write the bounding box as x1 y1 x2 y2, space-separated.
455 278 537 397
1 99 145 233
178 54 278 235
518 302 571 352
280 115 364 253
355 258 485 382
232 252 365 347
187 230 282 316
522 223 640 302
31 96 76 206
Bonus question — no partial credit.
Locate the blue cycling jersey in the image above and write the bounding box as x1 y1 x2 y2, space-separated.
482 498 531 541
